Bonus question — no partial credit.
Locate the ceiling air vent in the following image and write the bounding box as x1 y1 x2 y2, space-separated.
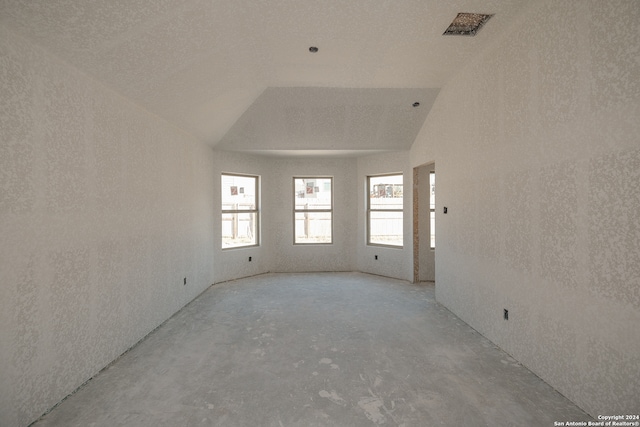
443 13 494 36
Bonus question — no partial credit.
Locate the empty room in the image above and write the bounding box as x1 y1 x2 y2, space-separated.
1 0 639 426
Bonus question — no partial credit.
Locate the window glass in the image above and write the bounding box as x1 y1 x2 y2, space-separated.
368 174 403 247
222 174 259 249
294 177 332 244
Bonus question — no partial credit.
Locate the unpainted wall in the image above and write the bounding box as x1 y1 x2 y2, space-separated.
266 157 358 273
212 152 415 280
410 0 640 416
212 151 271 283
0 26 216 427
357 152 413 282
212 154 360 280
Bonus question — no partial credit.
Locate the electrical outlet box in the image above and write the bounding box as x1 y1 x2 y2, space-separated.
249 256 252 262
375 255 378 260
503 309 508 320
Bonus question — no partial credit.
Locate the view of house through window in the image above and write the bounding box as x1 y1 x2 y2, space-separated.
368 174 403 247
221 173 259 249
294 177 332 244
430 171 435 249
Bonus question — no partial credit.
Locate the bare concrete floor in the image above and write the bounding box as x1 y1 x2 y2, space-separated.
34 272 591 426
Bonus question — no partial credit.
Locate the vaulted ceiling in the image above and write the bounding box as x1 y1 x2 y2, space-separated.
0 0 528 157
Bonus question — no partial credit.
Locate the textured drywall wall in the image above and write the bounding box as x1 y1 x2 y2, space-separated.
212 153 359 281
213 151 270 283
410 0 640 416
0 26 215 427
213 152 419 282
357 152 413 282
264 157 358 273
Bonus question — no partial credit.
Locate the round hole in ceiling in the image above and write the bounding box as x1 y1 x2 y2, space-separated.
309 46 319 53
413 102 420 107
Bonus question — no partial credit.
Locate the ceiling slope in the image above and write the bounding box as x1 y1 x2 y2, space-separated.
0 0 529 156
216 87 440 157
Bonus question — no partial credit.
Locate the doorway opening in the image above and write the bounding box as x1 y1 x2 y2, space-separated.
413 162 435 283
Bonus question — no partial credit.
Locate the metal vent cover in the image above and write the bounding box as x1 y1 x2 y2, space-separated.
443 13 494 36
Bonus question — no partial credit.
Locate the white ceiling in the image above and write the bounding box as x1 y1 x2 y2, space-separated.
0 0 528 157
216 87 440 157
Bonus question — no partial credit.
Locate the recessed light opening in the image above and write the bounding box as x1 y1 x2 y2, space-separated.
309 46 318 53
412 102 420 107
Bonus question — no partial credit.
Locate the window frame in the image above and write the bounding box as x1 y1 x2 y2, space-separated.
221 172 260 250
367 172 404 248
293 176 334 245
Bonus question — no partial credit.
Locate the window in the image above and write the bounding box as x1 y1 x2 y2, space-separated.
367 174 403 247
294 177 332 244
221 173 259 249
430 171 435 249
